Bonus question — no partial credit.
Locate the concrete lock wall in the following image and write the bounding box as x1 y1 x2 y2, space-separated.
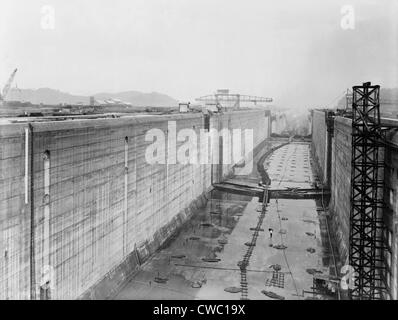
209 110 269 182
312 113 351 262
311 112 398 297
329 116 398 297
0 109 269 300
329 116 352 263
0 123 31 299
383 131 398 299
311 110 329 184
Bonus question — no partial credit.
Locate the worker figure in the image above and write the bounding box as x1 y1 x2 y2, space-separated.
268 228 274 247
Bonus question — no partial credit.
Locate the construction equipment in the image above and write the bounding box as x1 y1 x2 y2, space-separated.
0 68 18 103
349 82 389 300
196 89 272 109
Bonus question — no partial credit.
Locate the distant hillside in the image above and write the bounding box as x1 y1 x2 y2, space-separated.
94 91 177 107
7 88 87 105
336 88 398 109
6 88 178 107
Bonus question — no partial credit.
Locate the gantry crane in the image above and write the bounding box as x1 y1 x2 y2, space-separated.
0 68 18 104
196 89 272 109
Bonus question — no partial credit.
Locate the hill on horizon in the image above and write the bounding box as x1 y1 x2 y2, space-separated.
6 87 179 107
336 87 398 109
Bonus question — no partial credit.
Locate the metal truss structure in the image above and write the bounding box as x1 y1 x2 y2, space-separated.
349 82 388 299
196 91 272 109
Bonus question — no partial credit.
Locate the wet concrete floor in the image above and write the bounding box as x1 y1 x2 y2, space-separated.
114 141 338 300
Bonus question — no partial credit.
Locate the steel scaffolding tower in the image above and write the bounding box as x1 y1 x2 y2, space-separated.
349 82 388 299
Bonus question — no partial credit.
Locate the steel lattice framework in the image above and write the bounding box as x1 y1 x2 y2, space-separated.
349 82 388 300
196 93 272 109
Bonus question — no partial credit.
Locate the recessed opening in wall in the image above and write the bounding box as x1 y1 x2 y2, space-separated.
389 188 394 207
40 282 51 300
204 114 210 132
124 137 129 171
382 227 393 293
42 150 50 160
43 150 50 202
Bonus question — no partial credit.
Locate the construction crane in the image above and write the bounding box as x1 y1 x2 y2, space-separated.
0 68 18 104
196 89 273 110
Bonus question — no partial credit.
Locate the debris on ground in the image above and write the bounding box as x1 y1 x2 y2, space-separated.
237 261 248 268
202 251 221 262
306 268 323 275
250 227 264 231
154 276 169 284
269 264 282 271
202 258 221 262
261 290 285 300
224 287 242 293
171 254 186 259
200 222 213 227
191 282 202 288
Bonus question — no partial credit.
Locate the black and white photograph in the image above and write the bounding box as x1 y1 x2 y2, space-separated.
0 0 397 308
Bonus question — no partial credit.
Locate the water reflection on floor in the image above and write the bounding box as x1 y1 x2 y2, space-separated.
115 142 339 300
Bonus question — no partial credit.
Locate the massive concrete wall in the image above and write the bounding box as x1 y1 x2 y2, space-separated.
312 114 351 262
210 110 269 182
382 128 398 299
311 109 334 186
311 110 328 184
0 109 269 300
311 113 398 298
0 124 30 299
329 116 352 263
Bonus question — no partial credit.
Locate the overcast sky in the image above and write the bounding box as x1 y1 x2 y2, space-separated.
0 0 397 108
